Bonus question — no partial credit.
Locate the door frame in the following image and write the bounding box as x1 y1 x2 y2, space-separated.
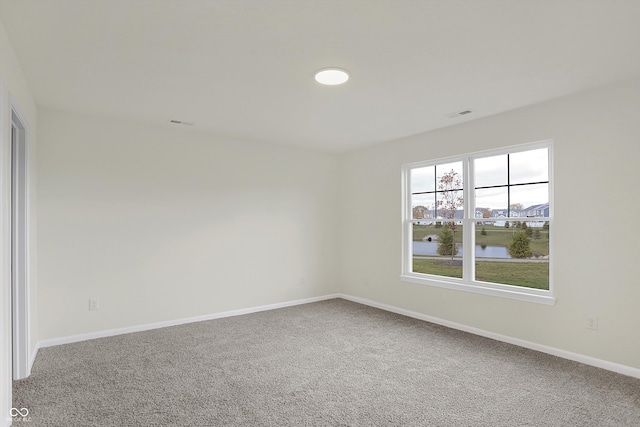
9 102 30 381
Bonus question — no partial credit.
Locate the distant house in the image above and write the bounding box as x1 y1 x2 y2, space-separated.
523 203 549 227
490 209 523 218
413 206 547 226
487 204 549 227
412 205 429 219
524 203 549 217
432 209 491 225
413 206 435 225
432 209 464 225
488 208 522 226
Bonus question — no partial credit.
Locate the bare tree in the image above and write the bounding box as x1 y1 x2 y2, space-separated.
437 170 463 260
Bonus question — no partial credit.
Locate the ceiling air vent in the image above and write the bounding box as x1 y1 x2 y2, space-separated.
169 119 195 126
447 109 473 119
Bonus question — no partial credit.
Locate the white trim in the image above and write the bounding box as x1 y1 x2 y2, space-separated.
400 274 556 305
29 343 39 373
9 99 31 380
38 294 341 348
338 294 640 379
0 76 12 427
402 140 554 304
463 157 474 281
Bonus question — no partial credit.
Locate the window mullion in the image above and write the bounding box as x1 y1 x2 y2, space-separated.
463 157 474 281
404 166 413 275
507 154 511 218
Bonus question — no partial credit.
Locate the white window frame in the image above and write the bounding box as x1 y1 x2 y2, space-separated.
401 140 555 305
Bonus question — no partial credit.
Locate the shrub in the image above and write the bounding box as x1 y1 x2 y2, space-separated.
437 224 458 256
508 231 533 258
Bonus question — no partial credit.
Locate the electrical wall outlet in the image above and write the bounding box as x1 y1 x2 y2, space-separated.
89 298 100 311
586 316 598 330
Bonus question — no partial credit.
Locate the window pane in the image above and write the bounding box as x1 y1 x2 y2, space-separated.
475 154 507 188
412 222 463 279
436 161 463 181
475 222 550 290
435 161 464 219
475 187 507 215
510 148 548 184
511 183 548 215
411 166 435 193
412 194 435 219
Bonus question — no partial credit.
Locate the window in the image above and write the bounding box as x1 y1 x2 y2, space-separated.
401 141 554 305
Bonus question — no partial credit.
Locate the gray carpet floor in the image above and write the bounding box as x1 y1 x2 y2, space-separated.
12 299 640 426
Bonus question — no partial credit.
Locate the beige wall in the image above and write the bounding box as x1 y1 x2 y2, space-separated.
338 77 640 369
0 15 38 425
36 109 339 340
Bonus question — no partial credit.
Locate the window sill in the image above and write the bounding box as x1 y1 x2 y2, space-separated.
400 274 556 305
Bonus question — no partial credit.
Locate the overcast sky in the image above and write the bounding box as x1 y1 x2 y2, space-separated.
411 148 549 214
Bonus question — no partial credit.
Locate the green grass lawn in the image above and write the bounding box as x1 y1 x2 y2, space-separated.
412 258 463 278
412 224 549 289
412 258 549 290
476 260 549 289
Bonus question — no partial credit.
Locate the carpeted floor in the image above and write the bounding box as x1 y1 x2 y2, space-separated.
12 299 640 426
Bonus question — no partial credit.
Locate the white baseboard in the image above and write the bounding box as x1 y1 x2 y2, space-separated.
338 293 640 379
29 342 40 373
35 292 639 380
38 294 341 349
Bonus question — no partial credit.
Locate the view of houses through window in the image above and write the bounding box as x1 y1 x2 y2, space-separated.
405 143 551 292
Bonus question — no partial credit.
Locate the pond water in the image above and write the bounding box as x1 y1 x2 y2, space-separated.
413 241 510 258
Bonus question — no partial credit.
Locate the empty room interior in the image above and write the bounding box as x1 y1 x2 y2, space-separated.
1 1 639 426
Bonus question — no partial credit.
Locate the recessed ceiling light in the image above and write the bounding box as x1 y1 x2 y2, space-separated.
314 68 350 85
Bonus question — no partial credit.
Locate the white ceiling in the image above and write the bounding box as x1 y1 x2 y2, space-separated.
2 0 640 153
